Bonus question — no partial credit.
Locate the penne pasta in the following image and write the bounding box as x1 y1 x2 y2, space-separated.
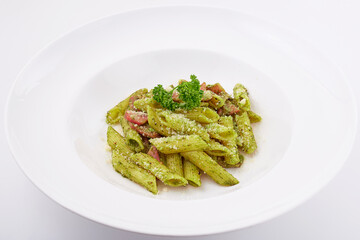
149 135 208 154
233 84 250 111
112 150 158 194
107 126 133 155
119 116 144 152
181 151 239 186
147 106 176 136
183 160 201 187
205 139 230 156
247 110 262 123
106 88 148 124
204 123 236 142
131 153 188 187
107 127 157 194
166 153 184 177
133 98 162 112
158 111 210 142
208 93 225 109
234 112 257 154
211 155 243 168
218 116 243 166
176 107 220 123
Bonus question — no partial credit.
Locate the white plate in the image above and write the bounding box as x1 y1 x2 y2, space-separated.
5 6 357 236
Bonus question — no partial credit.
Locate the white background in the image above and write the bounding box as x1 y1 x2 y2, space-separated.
1 0 359 239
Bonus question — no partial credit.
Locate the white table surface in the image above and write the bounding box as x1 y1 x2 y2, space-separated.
1 0 359 239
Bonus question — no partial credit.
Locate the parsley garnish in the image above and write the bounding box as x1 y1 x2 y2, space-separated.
152 74 204 111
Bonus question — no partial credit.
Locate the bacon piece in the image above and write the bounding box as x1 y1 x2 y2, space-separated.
217 108 224 116
224 101 240 115
147 146 161 162
128 95 145 110
124 110 148 125
200 82 207 91
206 83 225 94
220 101 241 115
141 136 151 153
128 122 161 138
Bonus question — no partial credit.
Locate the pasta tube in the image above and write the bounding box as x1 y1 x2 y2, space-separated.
158 111 210 142
119 116 144 152
107 127 157 194
200 102 210 107
106 126 133 156
205 140 230 156
208 93 225 109
233 84 250 111
204 123 236 141
176 107 220 123
112 150 158 194
106 88 148 124
149 135 208 154
133 98 161 112
247 110 262 123
211 155 243 168
218 116 243 165
166 153 183 177
181 151 239 186
235 112 257 154
183 160 201 187
147 106 176 136
131 153 188 187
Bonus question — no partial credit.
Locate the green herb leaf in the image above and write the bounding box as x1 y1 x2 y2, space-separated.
177 75 204 110
152 84 179 111
152 75 204 111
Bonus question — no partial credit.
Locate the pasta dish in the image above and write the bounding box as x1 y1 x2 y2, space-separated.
106 75 261 194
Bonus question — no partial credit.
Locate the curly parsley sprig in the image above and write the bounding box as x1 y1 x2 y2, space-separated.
152 74 204 111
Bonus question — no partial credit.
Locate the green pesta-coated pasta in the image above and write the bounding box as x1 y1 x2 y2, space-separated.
107 127 157 194
233 84 251 111
119 116 144 152
205 139 231 156
218 91 231 102
158 111 210 142
166 153 183 177
106 88 148 124
131 153 188 187
147 106 176 136
211 155 243 168
235 112 257 154
107 126 133 156
112 150 158 194
204 123 236 142
176 107 220 124
181 151 239 186
149 135 208 154
218 116 243 165
106 102 124 124
201 90 213 101
236 136 243 148
200 102 210 107
183 160 201 187
158 152 167 165
208 93 225 109
247 110 262 123
133 98 161 112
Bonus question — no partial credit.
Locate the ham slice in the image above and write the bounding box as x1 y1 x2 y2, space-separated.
125 110 148 125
